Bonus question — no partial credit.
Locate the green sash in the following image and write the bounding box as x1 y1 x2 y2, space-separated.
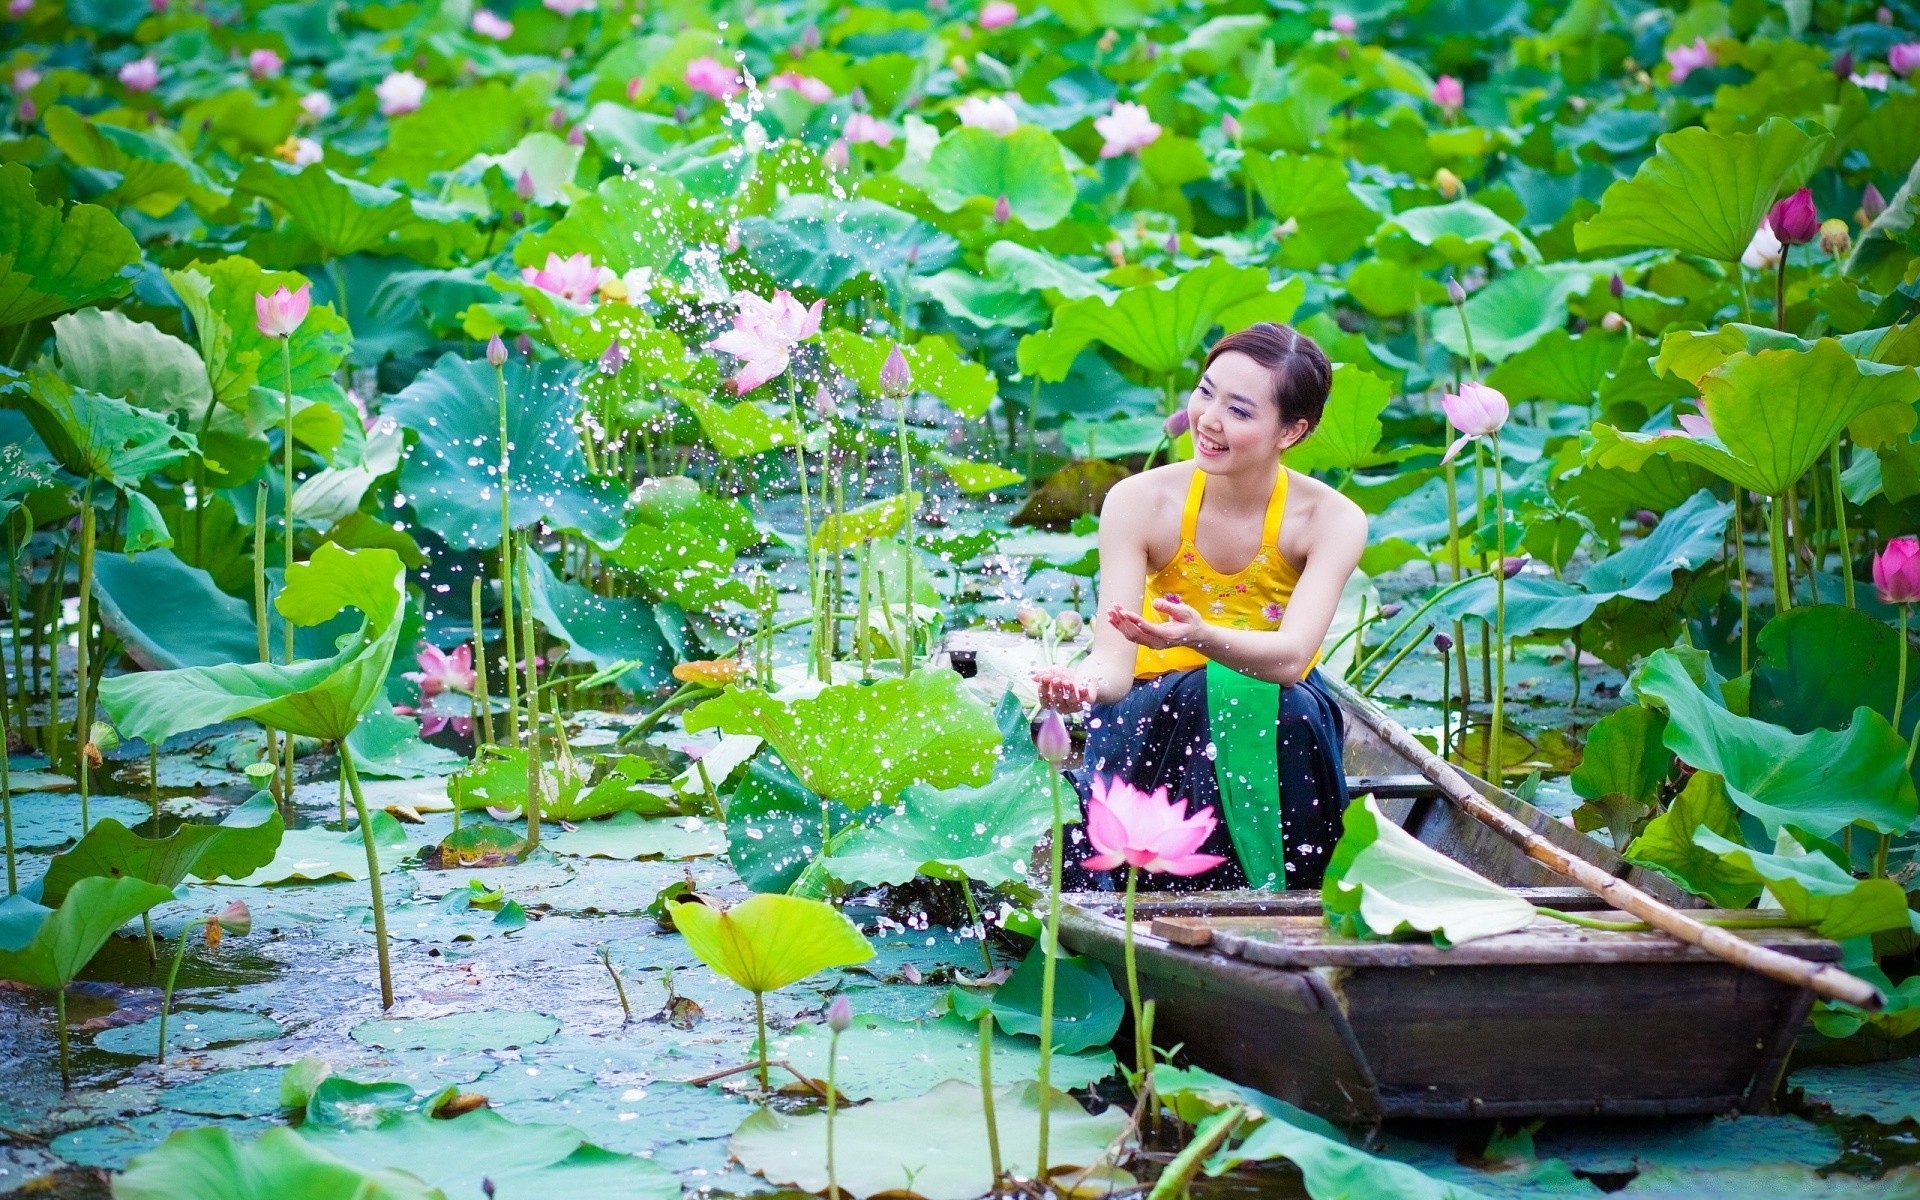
1205 660 1287 890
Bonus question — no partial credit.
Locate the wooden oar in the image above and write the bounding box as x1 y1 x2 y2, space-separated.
1333 679 1885 1012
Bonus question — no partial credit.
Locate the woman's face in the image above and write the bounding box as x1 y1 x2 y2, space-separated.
1186 350 1309 474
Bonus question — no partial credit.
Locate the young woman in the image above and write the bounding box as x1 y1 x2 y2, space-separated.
1032 322 1366 891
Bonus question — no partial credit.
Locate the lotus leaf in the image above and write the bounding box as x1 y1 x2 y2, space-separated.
1375 200 1540 266
228 811 413 885
1568 705 1671 851
165 256 352 410
521 551 676 691
923 125 1076 230
730 1079 1127 1200
1692 828 1913 941
671 893 874 993
351 1010 561 1052
8 371 196 487
515 170 717 279
373 81 534 188
1323 794 1536 947
1205 1109 1484 1200
685 669 1000 808
825 329 998 418
1750 605 1912 735
50 309 212 428
811 492 915 552
1153 1063 1346 1140
761 1011 1114 1101
823 759 1053 888
0 162 140 329
724 755 867 893
1432 260 1646 363
39 790 284 905
1244 151 1382 269
42 107 231 218
0 875 174 990
912 270 1051 329
676 389 799 458
1624 772 1762 909
949 946 1124 1054
930 452 1025 494
113 1125 440 1200
1630 649 1917 839
548 812 725 860
735 194 959 296
235 162 422 261
1486 328 1631 407
97 1009 284 1058
1283 363 1392 474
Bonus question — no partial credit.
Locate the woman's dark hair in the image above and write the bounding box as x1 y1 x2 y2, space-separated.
1202 322 1332 434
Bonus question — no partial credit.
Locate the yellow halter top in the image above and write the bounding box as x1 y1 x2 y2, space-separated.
1134 466 1305 679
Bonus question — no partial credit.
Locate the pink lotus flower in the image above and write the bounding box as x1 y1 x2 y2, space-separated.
1675 412 1716 440
769 72 833 103
880 344 913 397
471 9 513 38
956 94 1019 134
1875 537 1920 604
1891 43 1920 75
544 0 595 12
404 643 476 697
1081 775 1227 877
704 289 825 394
979 0 1018 28
247 48 283 80
7 0 31 15
823 138 851 171
298 90 332 121
1330 12 1356 33
276 135 323 166
1431 74 1464 113
13 67 41 92
1221 112 1241 140
1853 69 1891 90
1767 187 1818 245
1440 381 1508 464
376 70 426 116
1035 708 1070 765
520 252 614 304
254 282 310 338
685 56 741 101
118 57 160 93
843 112 894 146
397 698 472 738
1666 37 1716 82
1095 100 1161 158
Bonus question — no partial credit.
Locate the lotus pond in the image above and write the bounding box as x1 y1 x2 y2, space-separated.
5 0 1920 1196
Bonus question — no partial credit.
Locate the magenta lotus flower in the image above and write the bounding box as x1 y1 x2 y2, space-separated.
685 56 741 101
544 0 595 13
471 9 512 38
1440 381 1508 463
992 193 1012 224
1034 708 1071 766
956 94 1019 134
1767 187 1818 246
843 113 894 146
979 0 1018 27
1095 100 1161 158
704 289 825 394
1081 775 1227 877
1330 12 1356 33
1875 537 1920 604
118 57 160 93
376 70 426 116
247 48 282 80
404 643 477 697
1891 43 1920 75
1163 408 1190 439
520 252 614 304
1863 183 1888 223
1666 37 1716 81
1431 74 1464 113
298 90 332 121
254 282 310 338
770 72 833 102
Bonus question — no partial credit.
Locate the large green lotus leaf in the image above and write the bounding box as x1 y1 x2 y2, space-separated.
1486 328 1631 406
7 370 197 486
39 791 284 906
823 759 1053 889
1630 649 1917 838
824 329 998 419
1575 117 1830 261
1750 605 1912 735
1154 1063 1347 1140
1564 457 1717 530
675 388 798 459
235 162 421 261
984 242 1111 301
98 543 406 744
449 744 583 818
810 492 915 553
1375 199 1539 267
1283 363 1391 474
229 811 413 885
1432 489 1731 636
1692 828 1912 941
1243 151 1381 269
51 308 212 425
685 669 1000 808
931 452 1025 494
736 195 959 296
1658 322 1920 384
522 551 675 692
386 353 626 550
165 257 352 410
515 170 715 279
490 276 687 373
671 893 873 993
1570 704 1672 852
114 1125 441 1200
731 1079 1126 1200
949 948 1125 1055
1323 795 1535 947
911 270 1050 330
1205 1109 1480 1200
601 478 754 608
43 107 230 218
761 1012 1114 1102
1588 341 1920 497
344 704 466 780
0 161 140 328
1017 258 1288 381
1431 259 1643 363
724 755 870 893
0 875 174 990
372 81 534 188
351 1009 560 1052
1625 772 1762 909
91 549 356 671
923 126 1075 230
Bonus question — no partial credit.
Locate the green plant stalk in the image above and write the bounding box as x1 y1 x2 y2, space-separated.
471 575 494 751
1359 624 1436 697
897 414 915 675
1122 868 1150 1099
517 536 543 851
252 484 282 808
1439 642 1453 762
960 878 992 972
782 376 822 681
1769 493 1793 613
1 689 13 894
1442 455 1472 734
1146 1105 1245 1200
1036 769 1066 1177
1735 490 1750 674
156 917 207 1064
826 1025 841 1200
858 538 874 681
755 991 770 1092
496 363 520 749
600 946 632 1021
44 541 61 769
1832 443 1855 608
281 353 297 803
338 741 394 1009
74 485 93 834
55 986 68 1089
614 682 715 747
8 516 24 731
978 1010 1003 1189
1351 572 1485 679
1490 433 1507 782
1896 604 1908 735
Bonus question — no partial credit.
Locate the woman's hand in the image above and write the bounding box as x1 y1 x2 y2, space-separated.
1034 665 1099 713
1107 598 1206 651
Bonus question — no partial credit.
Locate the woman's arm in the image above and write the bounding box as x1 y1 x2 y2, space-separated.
1033 477 1154 711
1107 497 1366 687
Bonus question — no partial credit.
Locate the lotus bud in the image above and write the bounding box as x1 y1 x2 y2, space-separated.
1017 603 1049 637
1163 408 1190 439
1766 187 1818 246
1819 218 1851 257
1834 50 1855 78
1861 183 1887 225
482 1181 496 1200
18 97 33 122
598 339 626 375
724 226 741 253
1164 231 1180 256
486 334 508 367
1873 536 1920 604
1635 509 1658 528
1608 273 1625 298
1053 610 1084 640
880 344 913 397
1274 216 1298 239
1035 708 1071 766
515 333 533 356
1880 4 1894 20
1377 603 1402 620
1433 631 1453 653
812 383 836 418
215 900 252 937
1433 167 1462 199
514 169 536 201
1446 277 1466 305
1144 41 1159 60
993 193 1011 224
1501 556 1529 579
826 995 853 1033
823 137 850 171
1600 311 1628 333
1221 112 1241 140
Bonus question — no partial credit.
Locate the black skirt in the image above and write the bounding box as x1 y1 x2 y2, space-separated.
1061 667 1350 892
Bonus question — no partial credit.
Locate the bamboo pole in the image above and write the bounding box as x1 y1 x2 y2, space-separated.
1329 676 1885 1011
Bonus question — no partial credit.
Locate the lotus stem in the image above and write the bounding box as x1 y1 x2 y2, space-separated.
55 987 68 1089
782 376 822 682
858 538 874 682
1351 573 1484 680
826 1023 841 1199
281 353 297 804
252 483 282 810
2 690 13 894
1490 433 1507 782
614 682 716 747
897 411 915 675
960 878 992 972
518 535 543 851
1360 624 1435 697
471 575 494 750
599 945 631 1021
755 991 770 1092
74 484 93 834
1832 443 1855 608
1735 489 1750 675
8 515 25 733
1439 640 1453 762
1123 868 1149 1094
1146 1104 1244 1200
977 1009 1003 1188
338 741 394 1009
156 917 205 1064
1443 451 1472 736
1769 493 1792 613
496 361 520 749
1036 769 1066 1176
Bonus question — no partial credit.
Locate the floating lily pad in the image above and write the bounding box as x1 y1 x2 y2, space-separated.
50 1113 279 1171
762 1011 1114 1101
95 1009 285 1058
161 1066 289 1117
548 812 726 861
351 1010 562 1053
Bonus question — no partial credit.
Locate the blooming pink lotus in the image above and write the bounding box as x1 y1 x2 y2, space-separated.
471 9 512 38
376 70 426 116
255 282 310 339
1675 412 1716 440
7 0 31 16
685 56 741 102
397 698 472 738
1440 381 1508 463
298 90 332 122
1081 775 1227 877
843 112 894 146
118 57 160 93
1330 12 1356 33
1891 43 1920 75
979 0 1018 28
1875 537 1920 604
1095 100 1161 158
247 48 283 80
404 643 477 697
705 289 825 394
769 72 833 102
520 252 614 304
956 94 1019 134
1431 74 1464 113
544 0 595 12
1666 37 1716 82
275 136 323 167
13 68 41 92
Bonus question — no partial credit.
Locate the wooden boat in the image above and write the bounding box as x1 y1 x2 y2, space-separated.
1053 675 1840 1121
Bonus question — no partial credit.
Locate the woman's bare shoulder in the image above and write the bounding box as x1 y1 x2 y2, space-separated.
1286 469 1367 536
1103 461 1193 516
